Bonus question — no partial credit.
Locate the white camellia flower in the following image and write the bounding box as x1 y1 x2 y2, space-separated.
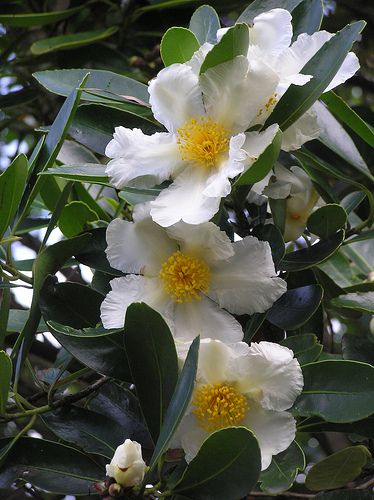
100 204 286 342
218 8 360 151
252 164 320 242
105 46 280 227
106 439 147 487
171 339 303 470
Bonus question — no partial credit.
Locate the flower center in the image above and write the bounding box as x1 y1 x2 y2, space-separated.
159 251 211 303
177 117 229 168
193 383 248 432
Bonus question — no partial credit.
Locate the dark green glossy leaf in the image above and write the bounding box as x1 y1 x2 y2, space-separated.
293 360 374 422
6 310 47 334
252 224 285 268
346 230 374 244
292 0 323 38
174 427 261 500
74 228 123 275
31 27 118 55
58 201 99 237
0 437 103 494
235 128 282 186
331 292 374 314
149 337 199 471
269 197 286 235
243 313 267 343
281 334 322 365
307 204 347 239
237 0 303 23
34 68 149 105
0 352 12 416
321 92 374 148
200 23 249 74
279 230 345 271
297 415 374 437
342 335 374 365
260 441 305 494
160 27 199 66
0 154 28 240
341 191 366 214
189 5 220 44
124 303 179 443
40 163 109 185
42 406 124 458
315 491 374 500
305 446 371 491
267 285 323 330
0 6 82 27
265 21 366 131
119 186 162 205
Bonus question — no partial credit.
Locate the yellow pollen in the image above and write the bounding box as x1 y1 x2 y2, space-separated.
193 383 248 432
177 117 229 168
159 251 211 303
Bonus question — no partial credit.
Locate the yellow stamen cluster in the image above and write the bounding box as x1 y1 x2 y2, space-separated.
193 383 248 432
177 117 229 169
159 251 211 303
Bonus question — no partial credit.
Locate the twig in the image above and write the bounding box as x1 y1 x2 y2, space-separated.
356 476 374 490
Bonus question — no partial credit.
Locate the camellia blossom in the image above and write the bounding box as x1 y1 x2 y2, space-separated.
251 165 320 242
100 204 286 342
106 439 147 487
171 339 304 470
105 48 280 226
218 8 360 151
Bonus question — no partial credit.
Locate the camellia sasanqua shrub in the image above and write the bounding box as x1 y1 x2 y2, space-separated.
0 0 374 499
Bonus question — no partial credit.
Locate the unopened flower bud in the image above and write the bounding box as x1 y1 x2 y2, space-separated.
108 483 122 497
106 439 147 488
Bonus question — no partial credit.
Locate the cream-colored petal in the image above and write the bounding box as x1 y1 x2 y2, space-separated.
242 124 279 172
209 236 287 315
325 52 360 92
250 8 293 57
281 107 320 151
105 128 180 189
148 63 205 133
105 217 176 275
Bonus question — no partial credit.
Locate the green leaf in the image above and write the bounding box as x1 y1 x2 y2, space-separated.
0 154 28 240
267 285 323 330
149 337 199 472
307 204 347 239
346 230 374 244
124 303 179 443
0 352 12 416
42 407 124 458
237 0 303 23
292 0 323 38
174 428 261 500
41 164 109 185
260 441 305 494
47 321 131 382
34 68 149 105
58 201 99 237
189 5 220 44
160 27 200 66
341 191 366 214
235 128 282 186
281 334 323 365
199 23 249 74
0 437 103 494
265 21 366 131
269 197 286 235
7 310 47 334
30 27 118 55
243 313 267 343
252 223 285 268
330 292 374 314
305 446 371 491
74 228 122 275
0 6 83 27
279 230 345 271
119 186 162 205
293 360 374 422
321 92 374 149
342 334 374 365
315 492 374 500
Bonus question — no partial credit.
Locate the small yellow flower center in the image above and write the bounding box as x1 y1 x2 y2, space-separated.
159 251 211 303
177 117 229 168
193 383 248 432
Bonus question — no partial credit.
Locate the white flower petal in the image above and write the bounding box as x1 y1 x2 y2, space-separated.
106 218 176 275
242 124 279 171
105 128 180 189
281 107 320 151
325 52 360 92
166 221 234 262
209 236 287 315
200 56 255 132
173 296 244 343
250 9 293 57
177 414 208 463
100 276 171 329
244 406 296 470
236 341 304 411
148 63 205 133
188 42 213 75
150 167 221 226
